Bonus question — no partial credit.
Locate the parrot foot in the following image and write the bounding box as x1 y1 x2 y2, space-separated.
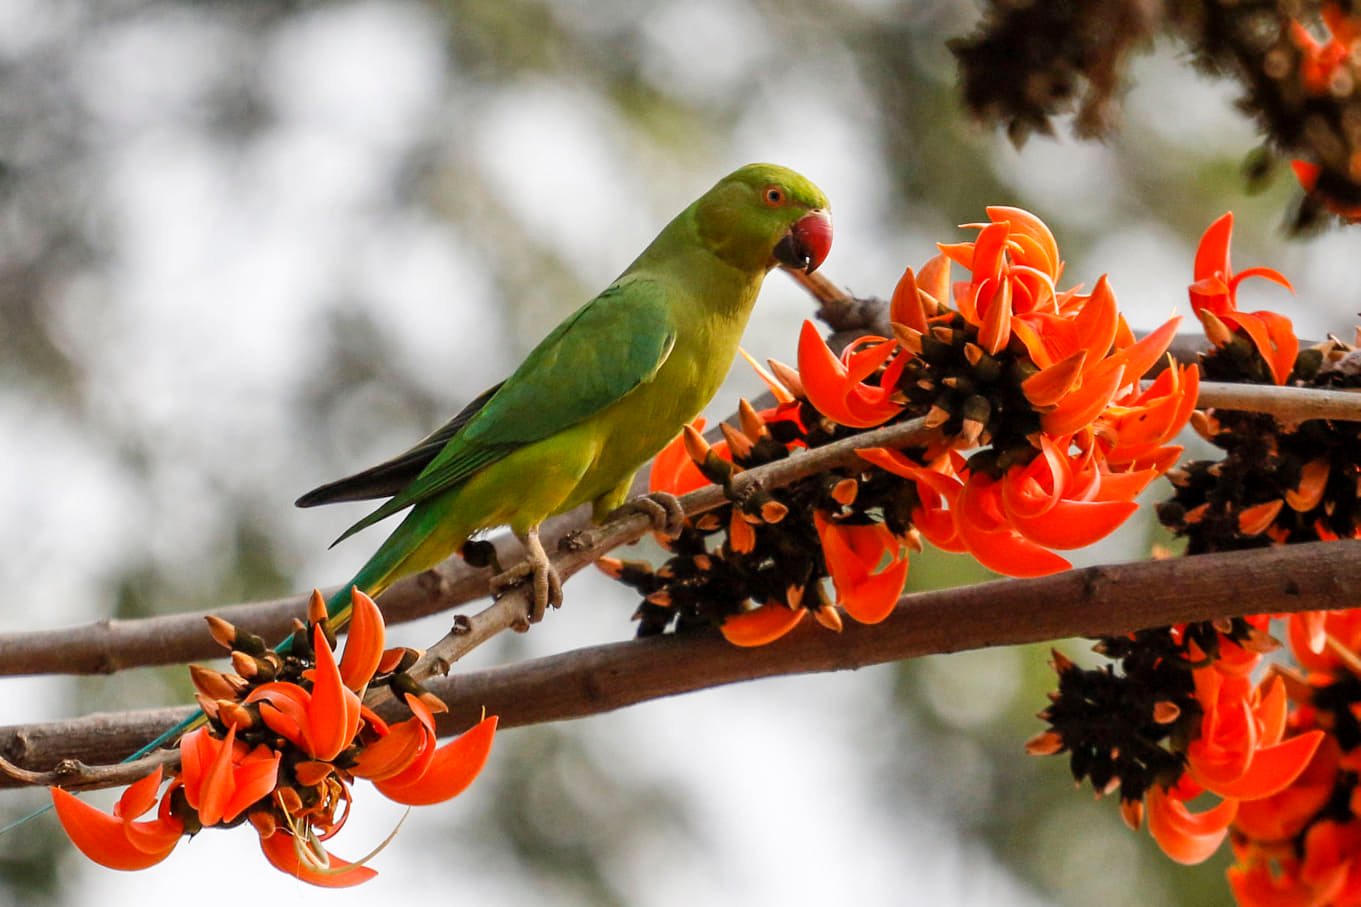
492 527 563 624
609 491 687 539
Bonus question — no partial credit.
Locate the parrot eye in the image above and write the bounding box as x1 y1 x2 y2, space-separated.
763 185 786 207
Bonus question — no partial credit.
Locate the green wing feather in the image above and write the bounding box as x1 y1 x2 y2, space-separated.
329 278 677 544
295 381 505 507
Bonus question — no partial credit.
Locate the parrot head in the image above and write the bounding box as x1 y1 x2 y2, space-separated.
694 163 832 276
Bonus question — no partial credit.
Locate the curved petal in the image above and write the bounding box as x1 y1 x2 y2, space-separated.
1145 785 1235 865
721 602 808 647
374 715 498 807
351 718 431 782
259 829 377 888
1040 363 1125 437
1194 731 1325 800
51 781 182 871
309 623 359 762
1192 213 1233 285
338 588 386 692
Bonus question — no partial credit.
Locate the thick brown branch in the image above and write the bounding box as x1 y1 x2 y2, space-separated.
3 539 1357 790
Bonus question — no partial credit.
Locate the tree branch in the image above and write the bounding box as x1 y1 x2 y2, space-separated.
3 539 1356 790
2 377 1357 678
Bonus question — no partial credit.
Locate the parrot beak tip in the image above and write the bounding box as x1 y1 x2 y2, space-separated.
774 210 833 274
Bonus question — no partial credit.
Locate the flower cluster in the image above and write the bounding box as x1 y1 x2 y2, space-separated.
1032 620 1323 868
50 589 496 886
1287 3 1361 223
1031 211 1361 904
1164 218 1361 553
611 207 1193 645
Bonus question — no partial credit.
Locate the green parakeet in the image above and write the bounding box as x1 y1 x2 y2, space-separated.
299 161 832 626
114 163 829 767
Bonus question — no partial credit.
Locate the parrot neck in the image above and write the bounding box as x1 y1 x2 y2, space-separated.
632 206 770 318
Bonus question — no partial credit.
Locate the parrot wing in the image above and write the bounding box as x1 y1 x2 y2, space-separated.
327 278 677 545
295 382 505 507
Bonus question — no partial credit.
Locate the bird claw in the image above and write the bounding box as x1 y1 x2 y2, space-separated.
493 528 564 624
610 491 687 539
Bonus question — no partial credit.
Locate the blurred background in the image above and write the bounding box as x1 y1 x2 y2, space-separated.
1 1 1356 904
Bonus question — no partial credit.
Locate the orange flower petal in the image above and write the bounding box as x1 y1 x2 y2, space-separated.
1021 350 1088 408
373 715 498 807
1194 731 1325 800
258 829 377 888
890 266 928 333
51 769 182 871
721 602 807 647
309 623 359 762
1145 785 1236 865
351 718 431 782
1040 363 1125 437
338 588 386 692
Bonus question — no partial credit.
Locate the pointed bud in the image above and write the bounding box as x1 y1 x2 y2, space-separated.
891 322 924 356
1286 459 1330 512
232 651 259 679
963 342 985 367
415 689 448 715
1182 502 1209 525
738 398 769 440
903 528 924 553
695 513 724 532
683 424 711 464
729 509 757 554
759 500 789 524
1101 776 1121 797
1199 308 1235 347
1152 701 1181 724
645 590 673 607
307 588 327 626
831 477 859 506
1189 410 1220 442
193 693 220 721
1238 499 1284 536
767 358 806 400
815 605 844 632
190 664 241 701
377 646 419 675
1212 617 1235 635
786 584 805 609
720 422 755 460
596 556 624 580
1025 731 1064 756
930 325 955 345
739 348 795 404
693 553 712 571
218 700 256 730
1049 648 1075 673
1120 798 1145 832
205 615 237 651
249 809 277 839
924 404 952 429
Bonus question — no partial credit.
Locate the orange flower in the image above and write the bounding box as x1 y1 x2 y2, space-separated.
361 695 498 807
1096 359 1199 470
1290 3 1359 94
863 439 1150 578
1146 782 1238 865
50 766 184 871
797 320 906 428
813 511 909 624
246 623 363 763
721 601 808 647
1186 669 1323 801
1188 213 1297 385
178 724 280 826
650 418 719 496
858 447 968 554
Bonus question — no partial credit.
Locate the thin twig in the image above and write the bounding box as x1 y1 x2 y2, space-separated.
4 539 1357 790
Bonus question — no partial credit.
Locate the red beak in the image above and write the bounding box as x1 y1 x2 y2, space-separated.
774 210 833 273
